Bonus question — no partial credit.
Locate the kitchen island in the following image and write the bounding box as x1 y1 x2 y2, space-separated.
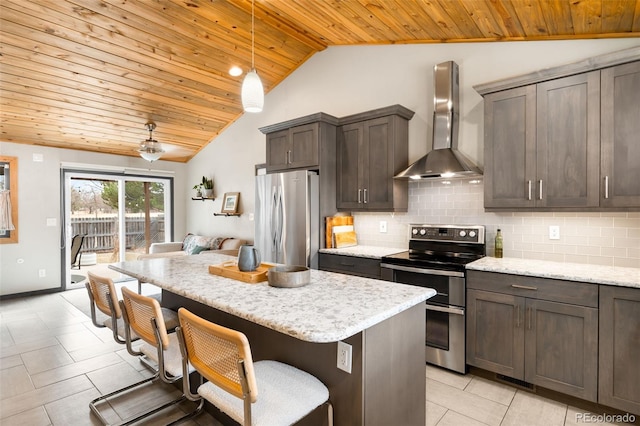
110 252 435 426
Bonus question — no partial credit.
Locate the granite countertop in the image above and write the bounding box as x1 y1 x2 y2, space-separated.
319 245 406 259
467 257 640 289
110 252 434 343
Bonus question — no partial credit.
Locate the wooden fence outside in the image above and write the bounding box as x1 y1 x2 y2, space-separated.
71 216 165 252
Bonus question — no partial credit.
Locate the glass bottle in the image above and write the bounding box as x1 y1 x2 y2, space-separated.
495 228 503 258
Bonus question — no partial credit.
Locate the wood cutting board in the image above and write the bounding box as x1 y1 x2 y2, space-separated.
334 231 358 248
208 262 274 284
325 215 354 248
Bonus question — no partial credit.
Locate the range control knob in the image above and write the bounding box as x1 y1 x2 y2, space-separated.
469 231 477 238
412 228 419 235
419 229 427 236
459 230 467 237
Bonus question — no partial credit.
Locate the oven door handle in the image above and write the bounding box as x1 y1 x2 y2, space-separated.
426 304 465 316
380 263 464 278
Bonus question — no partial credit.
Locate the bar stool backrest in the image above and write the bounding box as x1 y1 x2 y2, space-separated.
87 271 121 319
121 286 170 350
178 307 258 402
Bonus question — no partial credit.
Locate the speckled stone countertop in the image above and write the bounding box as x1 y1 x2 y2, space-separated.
319 246 406 259
110 252 435 343
467 257 640 289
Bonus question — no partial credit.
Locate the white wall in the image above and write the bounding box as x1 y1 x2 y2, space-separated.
0 142 187 296
186 38 640 266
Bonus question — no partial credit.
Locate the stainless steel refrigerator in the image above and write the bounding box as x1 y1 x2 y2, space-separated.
254 170 319 268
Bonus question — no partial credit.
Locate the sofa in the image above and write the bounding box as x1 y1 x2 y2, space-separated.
138 234 245 259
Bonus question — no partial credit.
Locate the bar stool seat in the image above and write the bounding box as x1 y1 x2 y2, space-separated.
198 360 329 425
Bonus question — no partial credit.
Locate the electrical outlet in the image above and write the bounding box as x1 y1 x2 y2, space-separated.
379 221 387 233
549 226 560 240
337 341 352 373
38 269 46 278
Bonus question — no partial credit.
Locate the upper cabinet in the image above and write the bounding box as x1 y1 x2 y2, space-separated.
336 105 414 212
600 61 640 207
476 48 640 210
260 113 339 173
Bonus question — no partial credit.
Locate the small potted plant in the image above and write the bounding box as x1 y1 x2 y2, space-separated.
193 183 203 198
201 176 214 198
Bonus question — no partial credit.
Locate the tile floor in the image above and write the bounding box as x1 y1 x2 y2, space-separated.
0 284 632 426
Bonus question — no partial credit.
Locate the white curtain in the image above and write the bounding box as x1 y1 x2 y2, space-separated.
0 190 15 231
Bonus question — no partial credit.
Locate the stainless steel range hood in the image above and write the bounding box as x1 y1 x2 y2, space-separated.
395 61 482 180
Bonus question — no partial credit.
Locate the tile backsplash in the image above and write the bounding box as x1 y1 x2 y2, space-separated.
353 180 640 268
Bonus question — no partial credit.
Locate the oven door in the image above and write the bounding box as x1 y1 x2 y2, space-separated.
381 263 467 374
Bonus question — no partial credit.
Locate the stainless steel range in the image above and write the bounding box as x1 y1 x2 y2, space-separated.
380 224 486 374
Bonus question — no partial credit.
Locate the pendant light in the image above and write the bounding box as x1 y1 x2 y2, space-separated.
241 0 264 113
138 122 164 162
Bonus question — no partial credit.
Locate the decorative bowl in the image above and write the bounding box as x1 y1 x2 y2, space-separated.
267 265 310 288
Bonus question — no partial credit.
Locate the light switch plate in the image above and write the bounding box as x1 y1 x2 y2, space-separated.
379 221 387 233
549 226 560 240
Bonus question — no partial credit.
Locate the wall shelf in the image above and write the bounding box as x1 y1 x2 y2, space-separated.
213 213 241 217
192 197 215 201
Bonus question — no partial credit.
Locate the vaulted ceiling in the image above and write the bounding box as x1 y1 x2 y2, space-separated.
1 0 639 162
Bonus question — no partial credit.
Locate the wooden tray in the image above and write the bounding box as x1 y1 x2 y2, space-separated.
208 262 273 284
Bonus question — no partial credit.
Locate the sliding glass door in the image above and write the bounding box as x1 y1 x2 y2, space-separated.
62 170 173 288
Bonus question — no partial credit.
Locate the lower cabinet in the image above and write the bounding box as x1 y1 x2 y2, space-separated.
599 285 640 414
467 271 598 402
318 253 381 279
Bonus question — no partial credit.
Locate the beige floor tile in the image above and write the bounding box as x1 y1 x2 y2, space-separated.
437 410 490 426
501 391 567 426
426 364 474 390
0 375 94 419
30 352 123 388
0 365 35 398
0 336 59 358
425 377 508 426
44 387 103 426
0 354 23 370
465 375 516 406
0 406 51 426
55 328 105 353
21 344 74 375
85 361 148 395
425 400 447 426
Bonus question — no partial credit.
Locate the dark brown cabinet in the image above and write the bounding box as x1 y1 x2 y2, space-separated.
260 113 339 173
482 72 600 209
467 271 599 402
336 105 413 212
600 61 640 208
599 285 640 414
318 252 381 279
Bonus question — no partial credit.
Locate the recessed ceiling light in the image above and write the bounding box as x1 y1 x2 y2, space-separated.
229 66 243 77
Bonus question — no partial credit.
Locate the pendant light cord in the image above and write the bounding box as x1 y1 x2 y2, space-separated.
251 0 255 69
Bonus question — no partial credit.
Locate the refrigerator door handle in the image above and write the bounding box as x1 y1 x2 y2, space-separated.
270 187 278 252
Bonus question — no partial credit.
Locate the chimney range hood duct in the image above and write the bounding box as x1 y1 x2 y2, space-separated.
395 61 482 180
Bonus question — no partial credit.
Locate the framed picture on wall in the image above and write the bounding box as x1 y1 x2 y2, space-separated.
221 192 240 214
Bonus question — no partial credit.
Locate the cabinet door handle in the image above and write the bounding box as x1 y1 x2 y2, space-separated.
515 304 521 328
538 179 543 200
363 188 368 204
358 189 362 203
527 180 532 201
604 176 609 199
287 150 292 164
527 307 533 330
511 284 538 291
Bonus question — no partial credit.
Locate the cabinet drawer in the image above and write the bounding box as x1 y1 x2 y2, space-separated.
467 270 598 308
319 253 381 279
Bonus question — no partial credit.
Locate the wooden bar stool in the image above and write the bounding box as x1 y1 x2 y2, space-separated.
176 307 333 426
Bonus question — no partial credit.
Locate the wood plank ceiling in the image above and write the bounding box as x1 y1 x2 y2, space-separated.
1 0 639 162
